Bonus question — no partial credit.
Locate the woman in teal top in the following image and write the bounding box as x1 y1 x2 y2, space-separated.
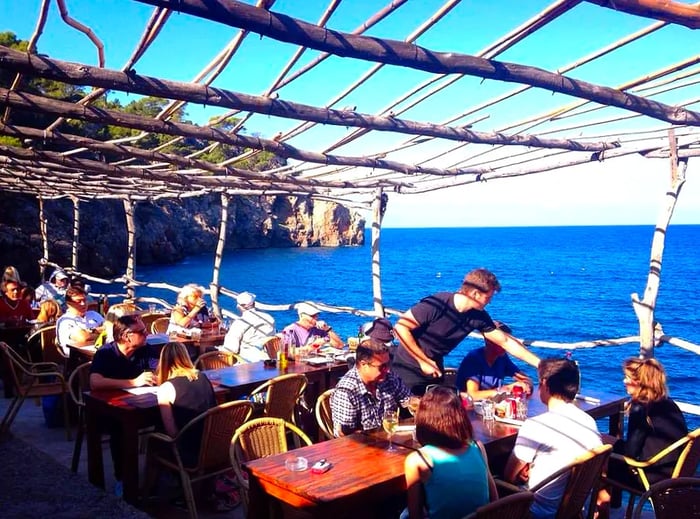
404 386 497 519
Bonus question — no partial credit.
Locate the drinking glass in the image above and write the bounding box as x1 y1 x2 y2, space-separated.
516 398 528 421
382 409 399 452
481 399 495 422
148 303 157 313
406 396 420 418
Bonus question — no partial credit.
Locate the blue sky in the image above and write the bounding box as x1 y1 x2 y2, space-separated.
2 0 699 227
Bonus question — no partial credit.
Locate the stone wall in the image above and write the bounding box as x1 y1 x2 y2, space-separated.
0 193 365 285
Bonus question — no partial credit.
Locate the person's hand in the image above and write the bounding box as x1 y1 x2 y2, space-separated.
418 358 441 378
316 320 330 332
134 371 156 387
195 298 206 310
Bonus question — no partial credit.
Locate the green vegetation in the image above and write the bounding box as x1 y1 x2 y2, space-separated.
0 31 283 172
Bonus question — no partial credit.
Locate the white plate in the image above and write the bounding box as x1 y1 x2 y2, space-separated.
305 357 332 365
495 416 524 427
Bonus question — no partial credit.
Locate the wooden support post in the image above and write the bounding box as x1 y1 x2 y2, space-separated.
71 196 80 270
371 188 386 317
210 193 229 319
123 198 136 301
38 196 48 281
632 129 687 359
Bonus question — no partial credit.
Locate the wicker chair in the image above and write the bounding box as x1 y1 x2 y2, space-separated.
631 476 700 519
0 341 72 440
150 316 170 334
248 373 307 425
315 388 335 440
602 427 700 518
262 335 281 359
463 491 535 519
140 312 166 333
143 400 254 519
497 443 612 519
194 350 244 370
230 417 312 512
26 325 67 370
68 361 92 472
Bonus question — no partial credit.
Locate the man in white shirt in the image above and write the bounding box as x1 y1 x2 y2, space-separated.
35 269 69 306
56 286 104 355
222 292 275 362
504 358 602 519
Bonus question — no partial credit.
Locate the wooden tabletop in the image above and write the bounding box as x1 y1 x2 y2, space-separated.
84 358 349 504
244 388 627 519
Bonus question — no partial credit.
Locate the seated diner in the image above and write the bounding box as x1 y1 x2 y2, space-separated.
403 385 497 519
55 286 104 354
330 337 412 436
455 321 533 401
281 301 343 352
168 284 219 335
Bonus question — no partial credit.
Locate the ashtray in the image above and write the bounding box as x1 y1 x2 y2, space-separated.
284 456 308 472
263 359 277 368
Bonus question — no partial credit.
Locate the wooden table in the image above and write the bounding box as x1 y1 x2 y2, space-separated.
85 358 349 504
243 388 626 519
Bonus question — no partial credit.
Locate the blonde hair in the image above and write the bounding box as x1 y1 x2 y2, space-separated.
157 342 198 385
623 357 669 404
176 284 204 306
36 299 62 323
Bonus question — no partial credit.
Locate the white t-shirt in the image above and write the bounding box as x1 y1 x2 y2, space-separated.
56 311 104 354
221 308 275 362
513 402 602 519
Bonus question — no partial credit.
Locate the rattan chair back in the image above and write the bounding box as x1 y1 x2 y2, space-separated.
262 335 281 358
248 372 307 424
315 388 335 440
463 491 535 519
230 417 312 511
194 350 242 370
150 317 170 334
631 476 700 519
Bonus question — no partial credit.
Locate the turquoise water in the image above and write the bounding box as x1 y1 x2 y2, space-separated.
136 225 700 428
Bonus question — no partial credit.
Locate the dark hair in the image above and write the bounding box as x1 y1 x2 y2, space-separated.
459 268 501 295
65 286 86 302
538 358 580 401
113 314 143 342
415 386 473 449
356 338 390 363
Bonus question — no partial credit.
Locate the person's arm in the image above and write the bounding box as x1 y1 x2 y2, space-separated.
404 451 430 519
465 378 501 400
395 310 440 378
513 372 534 394
330 387 361 437
484 328 540 368
504 452 530 485
157 382 179 437
326 329 343 348
89 371 155 390
171 300 206 327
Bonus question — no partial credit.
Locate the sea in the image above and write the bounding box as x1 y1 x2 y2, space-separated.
137 225 700 429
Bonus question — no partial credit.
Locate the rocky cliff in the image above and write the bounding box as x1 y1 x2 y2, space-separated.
0 193 365 285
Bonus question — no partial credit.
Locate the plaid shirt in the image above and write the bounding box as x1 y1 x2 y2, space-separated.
330 367 411 435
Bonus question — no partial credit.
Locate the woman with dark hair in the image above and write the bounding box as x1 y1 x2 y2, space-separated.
597 358 688 518
403 386 496 519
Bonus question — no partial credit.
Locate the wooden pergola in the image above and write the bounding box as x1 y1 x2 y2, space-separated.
1 0 700 360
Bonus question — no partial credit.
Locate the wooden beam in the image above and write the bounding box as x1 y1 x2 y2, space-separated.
0 123 403 191
585 0 700 30
0 87 490 178
133 0 700 125
0 45 621 152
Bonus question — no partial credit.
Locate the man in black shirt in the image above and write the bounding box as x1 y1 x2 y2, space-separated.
90 315 156 496
393 268 540 395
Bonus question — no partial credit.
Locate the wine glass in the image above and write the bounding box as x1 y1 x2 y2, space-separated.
406 396 420 418
382 409 399 452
